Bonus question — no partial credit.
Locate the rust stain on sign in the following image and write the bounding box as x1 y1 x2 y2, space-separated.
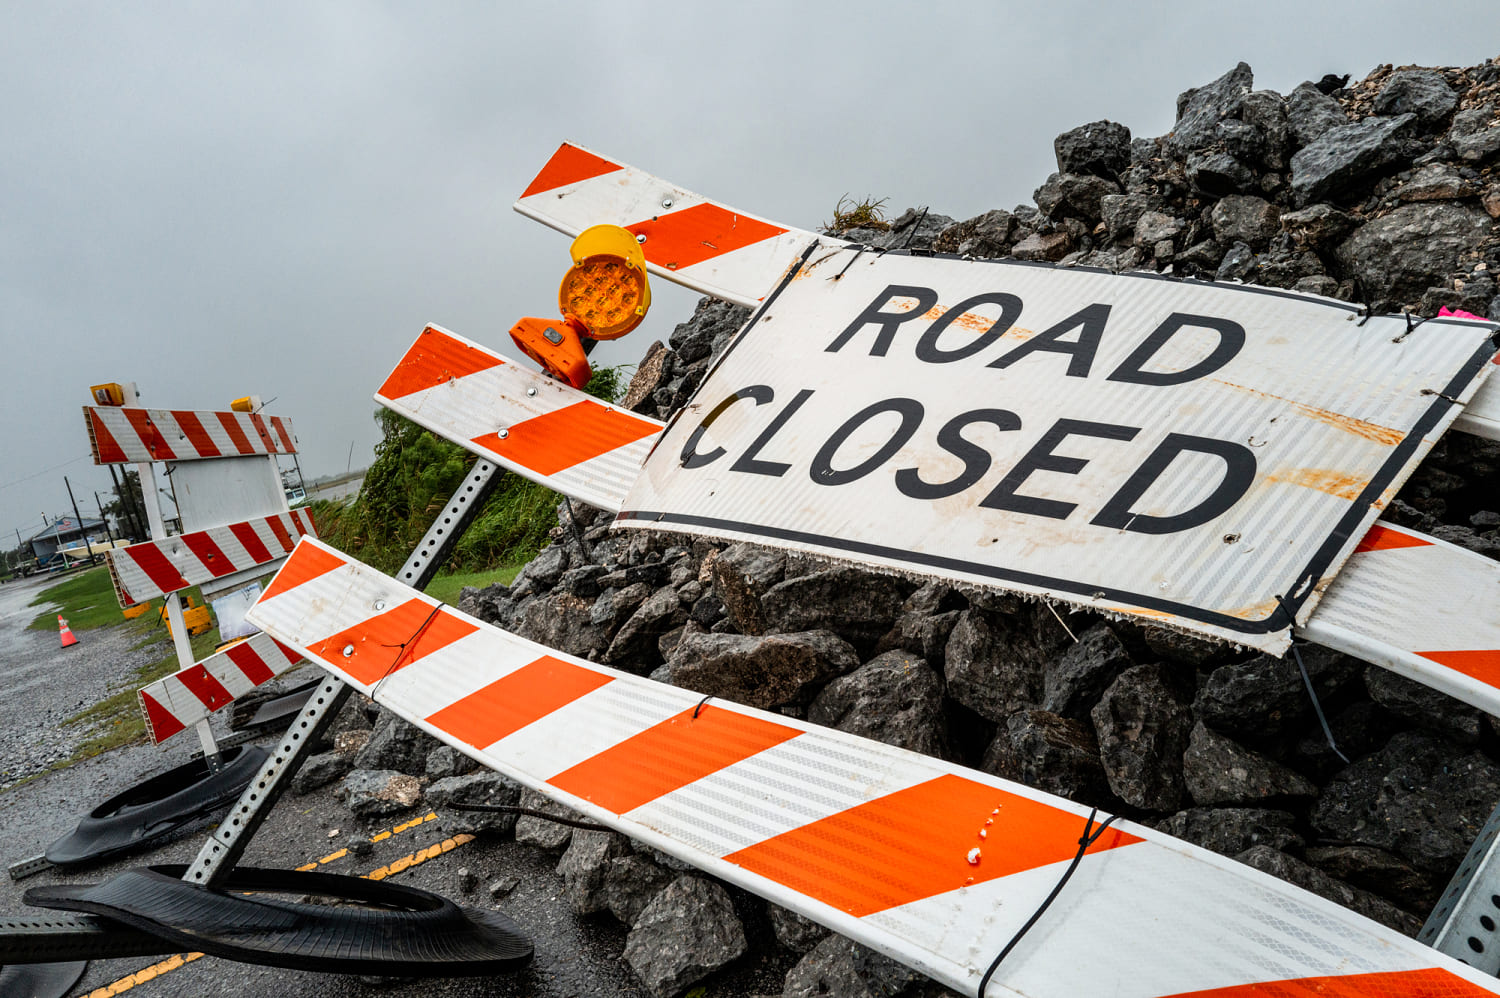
1266 467 1369 501
1211 380 1405 446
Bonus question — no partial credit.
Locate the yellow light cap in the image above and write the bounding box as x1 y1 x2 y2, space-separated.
90 383 126 406
230 397 255 413
558 224 651 340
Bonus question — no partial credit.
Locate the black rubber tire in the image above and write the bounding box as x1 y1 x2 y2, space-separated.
44 746 268 867
228 677 318 731
25 865 533 976
0 959 87 998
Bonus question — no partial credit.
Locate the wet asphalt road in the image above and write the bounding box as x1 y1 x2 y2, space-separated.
0 576 795 997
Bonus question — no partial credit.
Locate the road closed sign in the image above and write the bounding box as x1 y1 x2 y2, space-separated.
620 249 1499 652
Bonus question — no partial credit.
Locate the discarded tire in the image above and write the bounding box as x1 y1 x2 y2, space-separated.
25 865 533 976
44 745 268 867
229 678 318 732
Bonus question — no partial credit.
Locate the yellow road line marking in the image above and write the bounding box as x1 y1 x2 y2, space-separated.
84 952 204 996
93 810 453 992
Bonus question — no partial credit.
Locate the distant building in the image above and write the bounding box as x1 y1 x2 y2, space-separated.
28 515 108 565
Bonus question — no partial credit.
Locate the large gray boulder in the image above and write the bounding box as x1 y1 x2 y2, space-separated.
1289 113 1418 204
623 875 747 998
943 607 1070 723
670 629 860 709
1373 69 1458 125
762 567 917 653
710 543 787 635
1168 62 1254 154
1054 119 1133 179
808 650 950 758
1091 664 1192 811
1333 202 1491 300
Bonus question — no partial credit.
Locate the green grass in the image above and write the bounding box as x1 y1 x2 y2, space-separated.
424 563 525 606
26 565 131 631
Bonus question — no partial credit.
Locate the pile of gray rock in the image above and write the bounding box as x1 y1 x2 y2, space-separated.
332 58 1500 998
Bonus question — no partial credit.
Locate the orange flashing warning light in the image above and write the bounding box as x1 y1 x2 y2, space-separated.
90 383 126 406
558 225 651 341
230 397 256 413
509 317 592 389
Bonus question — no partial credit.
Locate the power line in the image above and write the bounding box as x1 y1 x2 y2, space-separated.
0 453 92 491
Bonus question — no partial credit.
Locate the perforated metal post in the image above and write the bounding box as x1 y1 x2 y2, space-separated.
1421 800 1500 974
184 460 506 886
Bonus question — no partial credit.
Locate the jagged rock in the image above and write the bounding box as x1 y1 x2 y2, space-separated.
1091 664 1192 811
1168 62 1254 154
598 563 672 589
337 769 422 817
1135 210 1185 247
1279 203 1357 249
554 564 607 599
761 568 916 652
1235 845 1421 936
1334 202 1491 299
1042 623 1135 720
1155 807 1304 856
809 650 950 758
710 543 786 635
689 592 727 629
599 853 676 927
1289 113 1417 204
878 582 963 667
522 543 570 589
557 829 631 915
670 298 752 366
932 209 1018 257
943 607 1070 723
1240 90 1290 168
1286 82 1349 148
622 340 671 413
606 587 687 670
292 751 351 794
1310 730 1500 874
1211 195 1281 248
670 629 860 709
1100 193 1164 242
1194 644 1359 741
352 710 439 776
514 787 578 852
427 771 522 834
783 933 951 998
1011 231 1071 261
1303 844 1438 911
425 744 478 780
1186 151 1256 196
768 903 830 954
1215 241 1256 281
1216 119 1266 166
1183 722 1318 806
1054 119 1132 179
1452 119 1500 164
983 709 1111 805
514 591 609 658
1363 667 1482 744
1397 162 1476 202
1140 624 1236 667
1373 69 1458 125
882 208 955 252
591 581 654 633
623 875 747 998
1034 172 1120 222
334 729 371 757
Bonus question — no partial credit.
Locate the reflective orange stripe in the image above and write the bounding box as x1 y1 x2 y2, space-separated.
426 655 612 750
549 703 800 815
472 400 658 476
125 408 175 460
726 773 1141 918
87 409 128 463
626 202 787 272
1354 524 1432 553
378 326 505 401
177 664 235 710
174 410 222 458
521 143 622 199
1422 649 1500 685
216 411 255 453
1162 967 1494 997
261 541 346 601
306 600 476 685
139 690 186 742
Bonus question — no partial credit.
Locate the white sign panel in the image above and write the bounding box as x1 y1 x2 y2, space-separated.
620 249 1498 652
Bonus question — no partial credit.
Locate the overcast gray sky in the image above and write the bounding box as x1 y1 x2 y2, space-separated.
2 2 1496 549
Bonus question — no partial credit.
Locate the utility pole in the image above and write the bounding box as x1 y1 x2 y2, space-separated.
94 491 116 547
64 476 97 566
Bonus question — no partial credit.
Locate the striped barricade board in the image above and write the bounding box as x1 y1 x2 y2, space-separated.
515 142 1500 443
375 322 1500 718
137 633 304 744
84 406 298 464
106 509 316 607
244 537 1500 998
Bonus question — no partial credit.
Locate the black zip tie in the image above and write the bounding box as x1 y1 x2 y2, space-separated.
692 695 713 719
1275 595 1349 764
1393 311 1434 344
562 495 593 562
373 601 445 699
1420 387 1464 404
447 802 611 832
1355 303 1374 327
900 207 930 250
830 245 867 281
977 807 1120 998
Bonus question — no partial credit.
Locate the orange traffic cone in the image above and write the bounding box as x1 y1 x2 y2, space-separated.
58 614 79 648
